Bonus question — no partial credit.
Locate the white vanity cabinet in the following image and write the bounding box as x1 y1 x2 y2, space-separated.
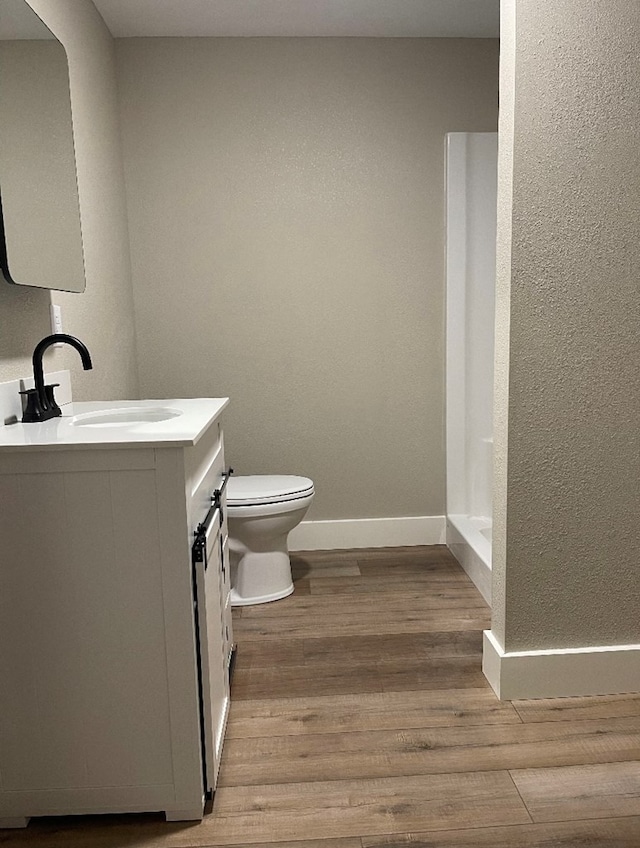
0 399 233 827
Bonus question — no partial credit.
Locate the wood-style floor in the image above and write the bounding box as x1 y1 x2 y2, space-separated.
3 545 640 847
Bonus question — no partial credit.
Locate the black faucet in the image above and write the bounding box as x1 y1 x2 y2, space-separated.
21 334 93 423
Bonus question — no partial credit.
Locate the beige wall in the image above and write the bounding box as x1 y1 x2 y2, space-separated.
0 0 138 401
117 37 499 520
493 0 640 650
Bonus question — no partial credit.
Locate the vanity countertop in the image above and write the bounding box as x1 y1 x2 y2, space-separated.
0 397 229 452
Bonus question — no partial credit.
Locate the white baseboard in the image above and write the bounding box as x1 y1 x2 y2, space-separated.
288 515 446 552
483 629 640 700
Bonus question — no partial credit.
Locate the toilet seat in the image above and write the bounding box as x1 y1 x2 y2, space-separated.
227 475 314 507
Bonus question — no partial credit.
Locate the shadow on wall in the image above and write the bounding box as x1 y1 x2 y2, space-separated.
0 281 51 379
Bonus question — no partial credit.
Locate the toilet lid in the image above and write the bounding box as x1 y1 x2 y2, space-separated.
227 475 314 506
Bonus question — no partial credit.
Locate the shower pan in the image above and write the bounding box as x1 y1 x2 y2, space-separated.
445 132 497 604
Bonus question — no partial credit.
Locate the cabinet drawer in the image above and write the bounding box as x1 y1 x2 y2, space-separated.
186 424 225 532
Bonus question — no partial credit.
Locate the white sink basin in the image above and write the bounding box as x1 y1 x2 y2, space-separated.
70 407 182 427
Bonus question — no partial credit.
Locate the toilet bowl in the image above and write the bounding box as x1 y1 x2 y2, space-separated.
227 475 314 606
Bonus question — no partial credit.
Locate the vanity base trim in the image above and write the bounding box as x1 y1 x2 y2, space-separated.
0 818 29 830
165 807 206 822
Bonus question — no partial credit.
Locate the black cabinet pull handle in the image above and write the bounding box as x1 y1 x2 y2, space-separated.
192 503 221 566
212 467 234 506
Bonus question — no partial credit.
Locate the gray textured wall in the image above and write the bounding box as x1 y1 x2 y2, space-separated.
117 37 499 520
0 0 138 402
493 0 640 650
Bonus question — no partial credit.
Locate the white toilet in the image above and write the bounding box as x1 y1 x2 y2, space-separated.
227 475 314 606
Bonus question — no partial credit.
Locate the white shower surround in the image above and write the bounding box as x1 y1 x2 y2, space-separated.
445 132 498 604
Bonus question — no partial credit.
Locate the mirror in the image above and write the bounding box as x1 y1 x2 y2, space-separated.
0 0 86 292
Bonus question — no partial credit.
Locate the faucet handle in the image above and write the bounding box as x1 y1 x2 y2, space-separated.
19 384 61 423
19 389 44 423
44 384 62 417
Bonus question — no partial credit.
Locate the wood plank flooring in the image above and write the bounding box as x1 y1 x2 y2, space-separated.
2 545 640 847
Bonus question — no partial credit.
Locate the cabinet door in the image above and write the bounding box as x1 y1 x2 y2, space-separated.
193 513 230 794
220 532 234 669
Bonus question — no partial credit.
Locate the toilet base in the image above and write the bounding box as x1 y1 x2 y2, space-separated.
229 547 295 606
230 583 294 607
